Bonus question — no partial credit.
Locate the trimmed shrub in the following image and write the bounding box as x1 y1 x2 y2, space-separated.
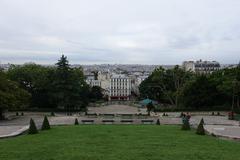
28 118 38 134
156 119 160 125
21 112 24 116
74 118 79 125
16 112 19 116
41 116 50 130
196 118 205 135
181 117 190 130
51 112 55 116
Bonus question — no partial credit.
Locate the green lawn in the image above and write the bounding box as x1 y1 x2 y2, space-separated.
0 125 240 160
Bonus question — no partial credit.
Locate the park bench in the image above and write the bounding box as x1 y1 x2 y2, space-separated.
120 119 133 124
99 114 115 118
141 119 154 124
81 120 94 124
118 114 134 119
86 113 98 118
102 119 114 124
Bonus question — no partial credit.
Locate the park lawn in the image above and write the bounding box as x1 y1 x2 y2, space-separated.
0 125 240 160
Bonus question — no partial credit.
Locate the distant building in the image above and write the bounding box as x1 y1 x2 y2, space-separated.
109 74 131 101
182 60 220 74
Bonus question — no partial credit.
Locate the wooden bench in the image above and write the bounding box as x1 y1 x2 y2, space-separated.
120 120 133 124
102 119 114 124
99 114 115 118
86 113 98 118
81 120 94 124
118 114 134 119
141 119 154 124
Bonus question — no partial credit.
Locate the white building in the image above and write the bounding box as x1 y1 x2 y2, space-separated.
182 60 220 74
109 74 131 101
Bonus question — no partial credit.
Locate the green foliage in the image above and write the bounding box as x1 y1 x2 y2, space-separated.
28 118 38 134
156 119 160 125
0 70 30 119
50 112 55 116
74 118 79 125
52 55 90 110
139 65 240 111
181 117 190 130
7 63 56 108
196 118 205 135
90 86 103 102
41 116 50 130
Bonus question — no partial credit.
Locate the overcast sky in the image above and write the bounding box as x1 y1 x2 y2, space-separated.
0 0 240 64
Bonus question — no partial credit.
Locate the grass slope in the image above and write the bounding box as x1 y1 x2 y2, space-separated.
0 125 240 160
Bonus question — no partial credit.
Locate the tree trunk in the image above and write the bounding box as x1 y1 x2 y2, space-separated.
0 109 5 120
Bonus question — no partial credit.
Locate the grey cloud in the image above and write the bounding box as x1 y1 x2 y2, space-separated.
0 0 240 64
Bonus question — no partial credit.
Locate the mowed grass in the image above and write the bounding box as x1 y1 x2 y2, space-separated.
0 125 240 160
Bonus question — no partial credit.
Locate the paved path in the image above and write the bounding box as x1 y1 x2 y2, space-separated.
0 107 240 140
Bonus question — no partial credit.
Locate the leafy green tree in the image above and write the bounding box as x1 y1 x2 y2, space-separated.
41 116 50 130
90 86 103 101
0 70 30 119
28 118 38 134
139 66 192 107
196 118 205 135
7 63 55 108
180 75 219 110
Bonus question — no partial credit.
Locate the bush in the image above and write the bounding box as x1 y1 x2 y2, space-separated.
21 112 24 116
51 112 55 116
16 112 19 116
74 118 79 125
156 119 160 125
41 116 50 130
196 118 205 135
28 118 38 134
211 112 214 116
181 117 190 130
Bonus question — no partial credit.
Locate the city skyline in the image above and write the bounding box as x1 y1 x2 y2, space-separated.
1 0 240 65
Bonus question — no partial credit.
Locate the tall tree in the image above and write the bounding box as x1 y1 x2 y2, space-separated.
52 55 90 110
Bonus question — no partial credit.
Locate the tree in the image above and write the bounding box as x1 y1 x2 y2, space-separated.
0 70 30 119
180 75 219 110
28 118 38 134
196 118 205 135
7 63 55 108
139 66 192 107
41 116 50 130
52 55 90 111
90 86 103 101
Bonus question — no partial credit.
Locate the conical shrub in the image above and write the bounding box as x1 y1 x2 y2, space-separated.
28 118 38 134
156 119 160 125
41 116 50 130
181 117 190 130
74 118 79 125
196 118 205 135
